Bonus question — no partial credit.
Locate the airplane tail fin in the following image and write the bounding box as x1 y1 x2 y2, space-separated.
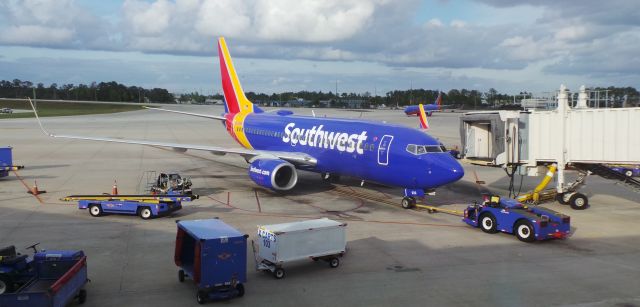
435 92 442 109
418 104 430 130
218 37 254 115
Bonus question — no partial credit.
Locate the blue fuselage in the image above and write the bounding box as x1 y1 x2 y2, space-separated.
234 112 464 190
404 104 439 116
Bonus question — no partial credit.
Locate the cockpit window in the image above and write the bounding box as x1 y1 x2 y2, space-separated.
406 144 416 154
425 145 443 153
407 144 444 155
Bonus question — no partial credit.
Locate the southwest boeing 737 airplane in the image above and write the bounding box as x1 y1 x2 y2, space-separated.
31 37 464 208
404 92 442 116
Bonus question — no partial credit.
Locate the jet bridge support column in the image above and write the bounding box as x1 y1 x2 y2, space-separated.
556 85 569 194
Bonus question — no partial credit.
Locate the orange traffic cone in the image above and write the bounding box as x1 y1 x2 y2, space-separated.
112 180 118 195
28 180 46 195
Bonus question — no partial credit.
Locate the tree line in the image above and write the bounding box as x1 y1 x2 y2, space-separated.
0 79 174 103
2 79 637 108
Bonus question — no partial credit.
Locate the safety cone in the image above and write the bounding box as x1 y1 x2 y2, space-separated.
28 180 46 195
112 180 118 195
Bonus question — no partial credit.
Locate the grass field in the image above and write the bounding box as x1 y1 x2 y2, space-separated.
0 100 145 119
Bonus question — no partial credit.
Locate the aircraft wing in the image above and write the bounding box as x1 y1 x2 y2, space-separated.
28 99 317 167
143 106 226 120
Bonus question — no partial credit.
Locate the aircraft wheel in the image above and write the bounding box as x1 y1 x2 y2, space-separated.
479 213 498 233
514 220 535 243
570 193 589 210
625 170 633 177
178 269 185 282
556 193 571 205
89 204 102 217
401 197 416 209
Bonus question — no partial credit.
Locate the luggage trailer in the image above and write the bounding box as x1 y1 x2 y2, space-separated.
253 218 347 279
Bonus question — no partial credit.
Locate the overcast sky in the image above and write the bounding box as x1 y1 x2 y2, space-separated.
1 0 638 95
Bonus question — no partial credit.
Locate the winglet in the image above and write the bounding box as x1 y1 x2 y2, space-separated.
27 97 54 137
418 104 430 130
217 37 254 115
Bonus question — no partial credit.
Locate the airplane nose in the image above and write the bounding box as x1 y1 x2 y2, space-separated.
428 154 465 186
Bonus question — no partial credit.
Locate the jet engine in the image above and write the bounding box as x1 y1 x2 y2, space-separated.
248 158 298 191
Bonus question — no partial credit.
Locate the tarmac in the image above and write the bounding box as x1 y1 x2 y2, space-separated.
1 106 639 307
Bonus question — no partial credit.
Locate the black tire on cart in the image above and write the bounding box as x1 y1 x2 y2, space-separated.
78 289 87 304
401 197 416 209
0 276 13 295
569 193 589 210
555 193 570 205
89 204 102 217
196 290 208 304
514 220 535 243
274 268 285 279
178 269 185 282
328 257 340 268
625 170 633 177
479 213 498 234
139 207 153 220
236 283 245 297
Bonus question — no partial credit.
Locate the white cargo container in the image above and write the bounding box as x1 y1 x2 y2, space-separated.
253 218 347 279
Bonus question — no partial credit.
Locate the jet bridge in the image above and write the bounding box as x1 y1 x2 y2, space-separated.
460 85 640 208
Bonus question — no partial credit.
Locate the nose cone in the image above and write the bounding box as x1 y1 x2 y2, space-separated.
428 154 465 187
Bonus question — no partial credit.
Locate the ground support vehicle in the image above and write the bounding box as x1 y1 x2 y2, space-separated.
0 146 24 178
142 171 194 195
253 218 347 279
607 164 640 178
62 194 194 220
463 196 571 242
78 199 182 219
175 219 248 304
0 245 88 307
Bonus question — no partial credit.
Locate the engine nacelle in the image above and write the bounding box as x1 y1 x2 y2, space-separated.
248 158 298 191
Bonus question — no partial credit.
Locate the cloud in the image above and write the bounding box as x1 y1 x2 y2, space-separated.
254 0 377 42
0 25 74 45
1 0 639 92
0 0 112 49
122 0 172 36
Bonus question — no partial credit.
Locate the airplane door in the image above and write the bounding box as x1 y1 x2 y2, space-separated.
377 135 393 165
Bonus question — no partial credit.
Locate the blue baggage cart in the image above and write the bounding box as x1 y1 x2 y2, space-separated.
175 219 248 304
0 249 88 307
1 146 23 178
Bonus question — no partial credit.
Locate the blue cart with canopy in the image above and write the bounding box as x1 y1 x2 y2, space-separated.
174 219 248 304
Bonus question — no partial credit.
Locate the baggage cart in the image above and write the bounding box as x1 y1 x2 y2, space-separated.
253 218 347 279
0 249 88 307
174 219 248 304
